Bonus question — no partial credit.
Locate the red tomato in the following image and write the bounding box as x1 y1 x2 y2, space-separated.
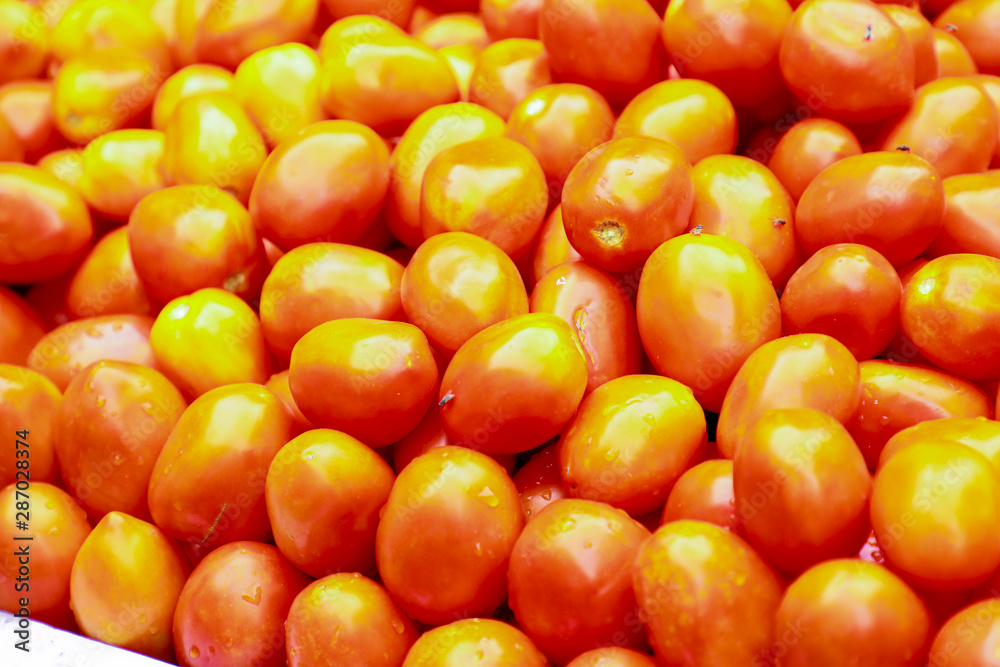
172 541 310 667
402 618 548 666
0 365 60 487
767 117 863 202
879 416 1000 472
633 519 784 666
935 0 1000 76
512 443 565 521
662 459 738 532
481 0 542 40
925 171 1000 258
376 446 524 625
509 499 651 663
0 287 46 366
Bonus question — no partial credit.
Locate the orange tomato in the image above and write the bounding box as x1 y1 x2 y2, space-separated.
879 417 1000 473
77 129 166 222
403 618 546 665
0 0 49 85
263 370 313 435
413 12 488 48
438 43 479 100
932 27 978 77
883 4 938 86
527 204 582 288
467 38 551 120
36 147 83 188
66 227 154 319
929 599 1000 667
767 117 863 202
0 80 65 162
151 64 234 131
481 0 542 40
49 0 171 70
662 459 738 532
0 365 60 487
935 0 1000 76
976 73 1000 167
926 171 1000 258
512 443 564 520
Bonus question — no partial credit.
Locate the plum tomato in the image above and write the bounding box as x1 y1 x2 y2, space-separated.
402 618 548 666
0 365 60 487
151 65 235 131
66 227 154 320
467 38 552 120
0 80 64 163
932 27 978 78
925 171 1000 258
0 0 49 85
934 0 1000 76
879 416 1000 472
76 129 166 223
662 459 738 532
767 117 863 203
882 4 938 86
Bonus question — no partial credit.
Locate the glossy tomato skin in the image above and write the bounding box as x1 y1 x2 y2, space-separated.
530 262 642 394
883 4 938 86
637 232 781 413
509 499 651 663
871 440 1000 591
716 333 862 459
151 65 234 131
77 129 167 223
172 541 310 667
482 0 543 40
879 416 1000 472
560 375 707 516
794 151 946 267
467 38 552 120
774 559 932 667
662 459 738 532
70 512 190 661
925 172 1000 258
0 287 46 366
566 647 658 667
780 243 902 360
376 446 524 625
54 361 186 522
285 573 418 667
928 599 1000 666
767 117 863 202
633 519 784 666
66 227 154 319
779 0 915 123
402 618 548 666
148 384 293 550
935 0 1000 76
437 313 588 455
0 365 60 487
933 27 978 77
513 443 565 521
900 255 1000 381
528 205 583 288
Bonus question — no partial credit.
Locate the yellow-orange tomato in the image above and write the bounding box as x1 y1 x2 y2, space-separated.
37 147 84 187
264 370 313 435
162 93 267 205
420 136 547 260
386 102 506 248
438 43 479 100
289 319 439 447
232 43 324 149
689 155 801 291
320 0 415 28
481 0 541 40
70 512 190 661
150 288 272 400
52 49 167 145
932 27 978 77
767 117 863 202
174 0 318 69
260 243 405 363
249 120 390 251
926 171 1000 258
0 287 47 365
77 129 166 221
879 416 1000 472
935 0 1000 76
614 79 738 164
0 163 93 284
467 38 551 120
128 185 268 305
66 227 154 319
506 83 615 201
883 4 938 86
530 262 642 395
151 64 234 130
528 205 582 288
414 12 488 48
265 429 396 578
716 333 862 458
637 232 782 413
0 483 91 629
0 0 49 86
0 365 60 487
49 0 171 70
147 383 293 548
0 80 65 163
319 31 459 136
55 360 186 522
560 375 707 516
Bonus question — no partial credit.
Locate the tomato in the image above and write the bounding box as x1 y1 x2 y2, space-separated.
562 136 694 273
481 0 542 40
512 443 565 521
414 13 488 48
317 15 408 60
437 313 588 454
0 287 46 366
883 4 938 86
779 0 915 123
376 446 523 624
560 375 707 516
879 416 1000 472
781 243 901 360
172 541 310 667
509 499 650 662
263 371 313 435
402 618 548 666
638 232 781 413
688 154 802 290
50 0 171 69
849 360 993 469
0 163 93 284
65 227 153 319
928 599 1000 666
662 458 738 532
151 65 235 131
0 80 65 163
767 118 863 203
872 440 1000 591
774 559 931 667
467 38 551 120
932 27 978 77
28 315 157 392
0 482 91 629
662 0 791 109
925 172 1000 258
539 0 666 107
70 512 190 661
795 151 946 267
717 333 862 459
251 123 389 251
286 573 418 667
0 0 49 85
528 205 583 288
37 147 84 189
0 365 59 487
77 129 166 222
935 0 1000 76
633 519 784 666
55 360 186 522
567 647 658 667
614 79 738 164
900 255 1000 381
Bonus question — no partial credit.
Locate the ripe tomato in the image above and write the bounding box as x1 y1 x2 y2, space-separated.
0 80 65 163
925 171 1000 258
172 541 309 667
376 446 523 624
437 313 588 454
717 333 862 459
151 65 235 131
872 440 1000 591
77 129 166 222
0 365 60 487
438 43 480 100
250 120 390 251
467 38 551 119
928 599 1000 666
767 117 863 202
567 647 658 667
528 205 583 287
286 573 418 667
779 0 915 123
70 512 190 661
976 74 1000 167
774 559 932 667
883 4 938 86
54 360 186 522
512 443 564 521
37 148 84 189
795 151 946 267
402 618 548 666
263 371 313 435
879 416 1000 472
633 519 784 666
509 499 651 663
0 287 47 366
49 0 171 69
148 384 293 549
662 458 738 532
66 227 154 320
414 13 489 48
481 0 542 40
0 0 47 86
935 0 1000 76
932 27 978 77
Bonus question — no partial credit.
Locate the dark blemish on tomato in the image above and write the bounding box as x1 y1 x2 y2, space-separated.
896 145 911 153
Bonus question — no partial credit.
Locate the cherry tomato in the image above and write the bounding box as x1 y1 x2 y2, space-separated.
467 38 551 120
883 4 938 86
66 227 154 320
0 365 60 487
879 416 1000 472
528 205 583 288
767 117 863 202
662 458 738 532
481 0 542 40
0 287 46 366
0 80 65 163
935 0 1000 76
151 65 234 131
925 171 1000 258
402 618 548 666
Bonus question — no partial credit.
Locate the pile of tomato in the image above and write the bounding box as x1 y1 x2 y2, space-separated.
1 0 1000 663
